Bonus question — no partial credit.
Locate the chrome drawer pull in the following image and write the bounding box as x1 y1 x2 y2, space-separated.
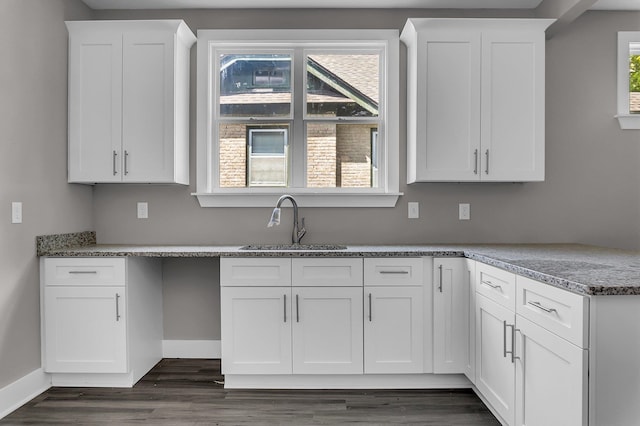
296 294 299 323
379 270 409 275
283 294 287 323
115 293 121 321
528 301 557 314
438 264 443 293
368 293 372 322
68 270 98 274
482 280 502 290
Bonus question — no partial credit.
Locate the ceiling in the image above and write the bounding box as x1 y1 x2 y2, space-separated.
80 0 640 10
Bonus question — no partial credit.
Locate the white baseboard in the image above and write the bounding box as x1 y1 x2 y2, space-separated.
0 368 51 420
162 340 221 359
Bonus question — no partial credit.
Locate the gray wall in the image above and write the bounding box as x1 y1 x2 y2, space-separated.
87 9 640 342
0 0 94 388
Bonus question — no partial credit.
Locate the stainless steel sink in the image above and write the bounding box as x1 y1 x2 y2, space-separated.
240 244 347 251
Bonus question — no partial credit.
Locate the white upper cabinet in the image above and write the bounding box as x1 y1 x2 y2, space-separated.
402 19 553 183
66 20 195 184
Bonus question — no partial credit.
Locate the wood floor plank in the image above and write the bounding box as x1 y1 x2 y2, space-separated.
1 359 500 425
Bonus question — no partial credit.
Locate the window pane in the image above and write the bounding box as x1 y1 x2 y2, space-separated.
219 54 292 117
219 123 289 188
306 54 379 118
630 43 640 114
306 123 378 188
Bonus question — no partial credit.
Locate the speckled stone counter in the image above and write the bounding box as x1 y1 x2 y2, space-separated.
36 232 640 296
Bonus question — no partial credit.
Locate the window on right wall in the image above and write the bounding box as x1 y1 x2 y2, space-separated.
616 32 640 129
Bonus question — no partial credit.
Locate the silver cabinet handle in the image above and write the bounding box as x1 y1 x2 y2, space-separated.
68 270 98 274
481 280 502 290
368 293 372 322
113 150 118 175
283 294 287 323
296 294 299 323
528 301 557 314
115 293 121 321
438 264 443 293
485 149 490 175
379 270 409 275
474 149 478 175
502 321 518 363
124 150 129 175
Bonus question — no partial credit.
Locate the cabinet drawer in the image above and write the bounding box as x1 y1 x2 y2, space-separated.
220 258 291 287
44 257 126 286
476 262 516 311
364 258 424 286
516 276 589 348
292 258 363 287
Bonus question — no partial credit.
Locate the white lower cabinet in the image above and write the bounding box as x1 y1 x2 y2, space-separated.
515 315 588 426
44 286 127 373
364 286 423 373
292 286 363 374
475 266 589 426
41 257 163 387
476 293 516 425
220 286 292 375
433 257 468 374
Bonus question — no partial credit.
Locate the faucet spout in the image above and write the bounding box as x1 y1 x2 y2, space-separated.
270 195 306 245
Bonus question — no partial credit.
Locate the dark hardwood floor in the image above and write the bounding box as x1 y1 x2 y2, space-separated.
2 359 500 425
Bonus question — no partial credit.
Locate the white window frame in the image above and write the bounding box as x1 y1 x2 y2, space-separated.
616 31 640 129
194 29 401 207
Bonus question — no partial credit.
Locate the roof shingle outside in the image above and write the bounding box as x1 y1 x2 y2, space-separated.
309 54 379 103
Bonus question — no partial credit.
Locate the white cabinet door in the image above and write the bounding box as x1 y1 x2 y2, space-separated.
364 286 423 374
67 31 123 183
515 315 588 426
433 258 468 374
44 286 127 373
476 293 516 426
464 259 477 384
122 31 175 182
292 287 363 374
220 287 292 375
480 30 545 182
414 30 481 182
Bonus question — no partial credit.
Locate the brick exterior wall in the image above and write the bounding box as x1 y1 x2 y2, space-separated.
219 122 376 188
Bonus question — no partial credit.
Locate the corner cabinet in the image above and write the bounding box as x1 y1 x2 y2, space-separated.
401 19 553 183
40 257 163 387
66 20 195 184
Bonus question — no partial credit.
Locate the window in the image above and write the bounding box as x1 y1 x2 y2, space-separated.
616 32 640 129
195 30 400 207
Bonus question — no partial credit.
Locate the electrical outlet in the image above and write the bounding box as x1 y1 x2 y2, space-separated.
408 202 419 219
459 203 470 220
137 202 148 219
11 202 22 224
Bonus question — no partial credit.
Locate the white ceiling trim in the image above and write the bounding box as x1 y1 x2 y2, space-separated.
81 0 544 10
591 0 640 10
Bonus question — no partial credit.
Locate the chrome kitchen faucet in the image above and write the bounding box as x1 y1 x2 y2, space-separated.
268 195 306 245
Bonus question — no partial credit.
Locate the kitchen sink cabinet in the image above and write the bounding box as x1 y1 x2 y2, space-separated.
402 18 552 183
40 257 162 387
292 286 363 374
220 286 292 375
66 20 195 184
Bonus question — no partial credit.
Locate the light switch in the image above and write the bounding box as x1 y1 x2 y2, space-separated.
137 202 148 219
408 202 419 219
459 203 470 220
11 202 22 224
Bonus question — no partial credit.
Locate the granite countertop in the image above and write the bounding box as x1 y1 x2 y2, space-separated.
36 232 640 296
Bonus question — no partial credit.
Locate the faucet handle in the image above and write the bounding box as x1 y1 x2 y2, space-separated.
297 217 307 242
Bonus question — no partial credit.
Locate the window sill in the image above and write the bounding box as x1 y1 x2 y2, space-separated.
192 191 402 208
616 114 640 129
